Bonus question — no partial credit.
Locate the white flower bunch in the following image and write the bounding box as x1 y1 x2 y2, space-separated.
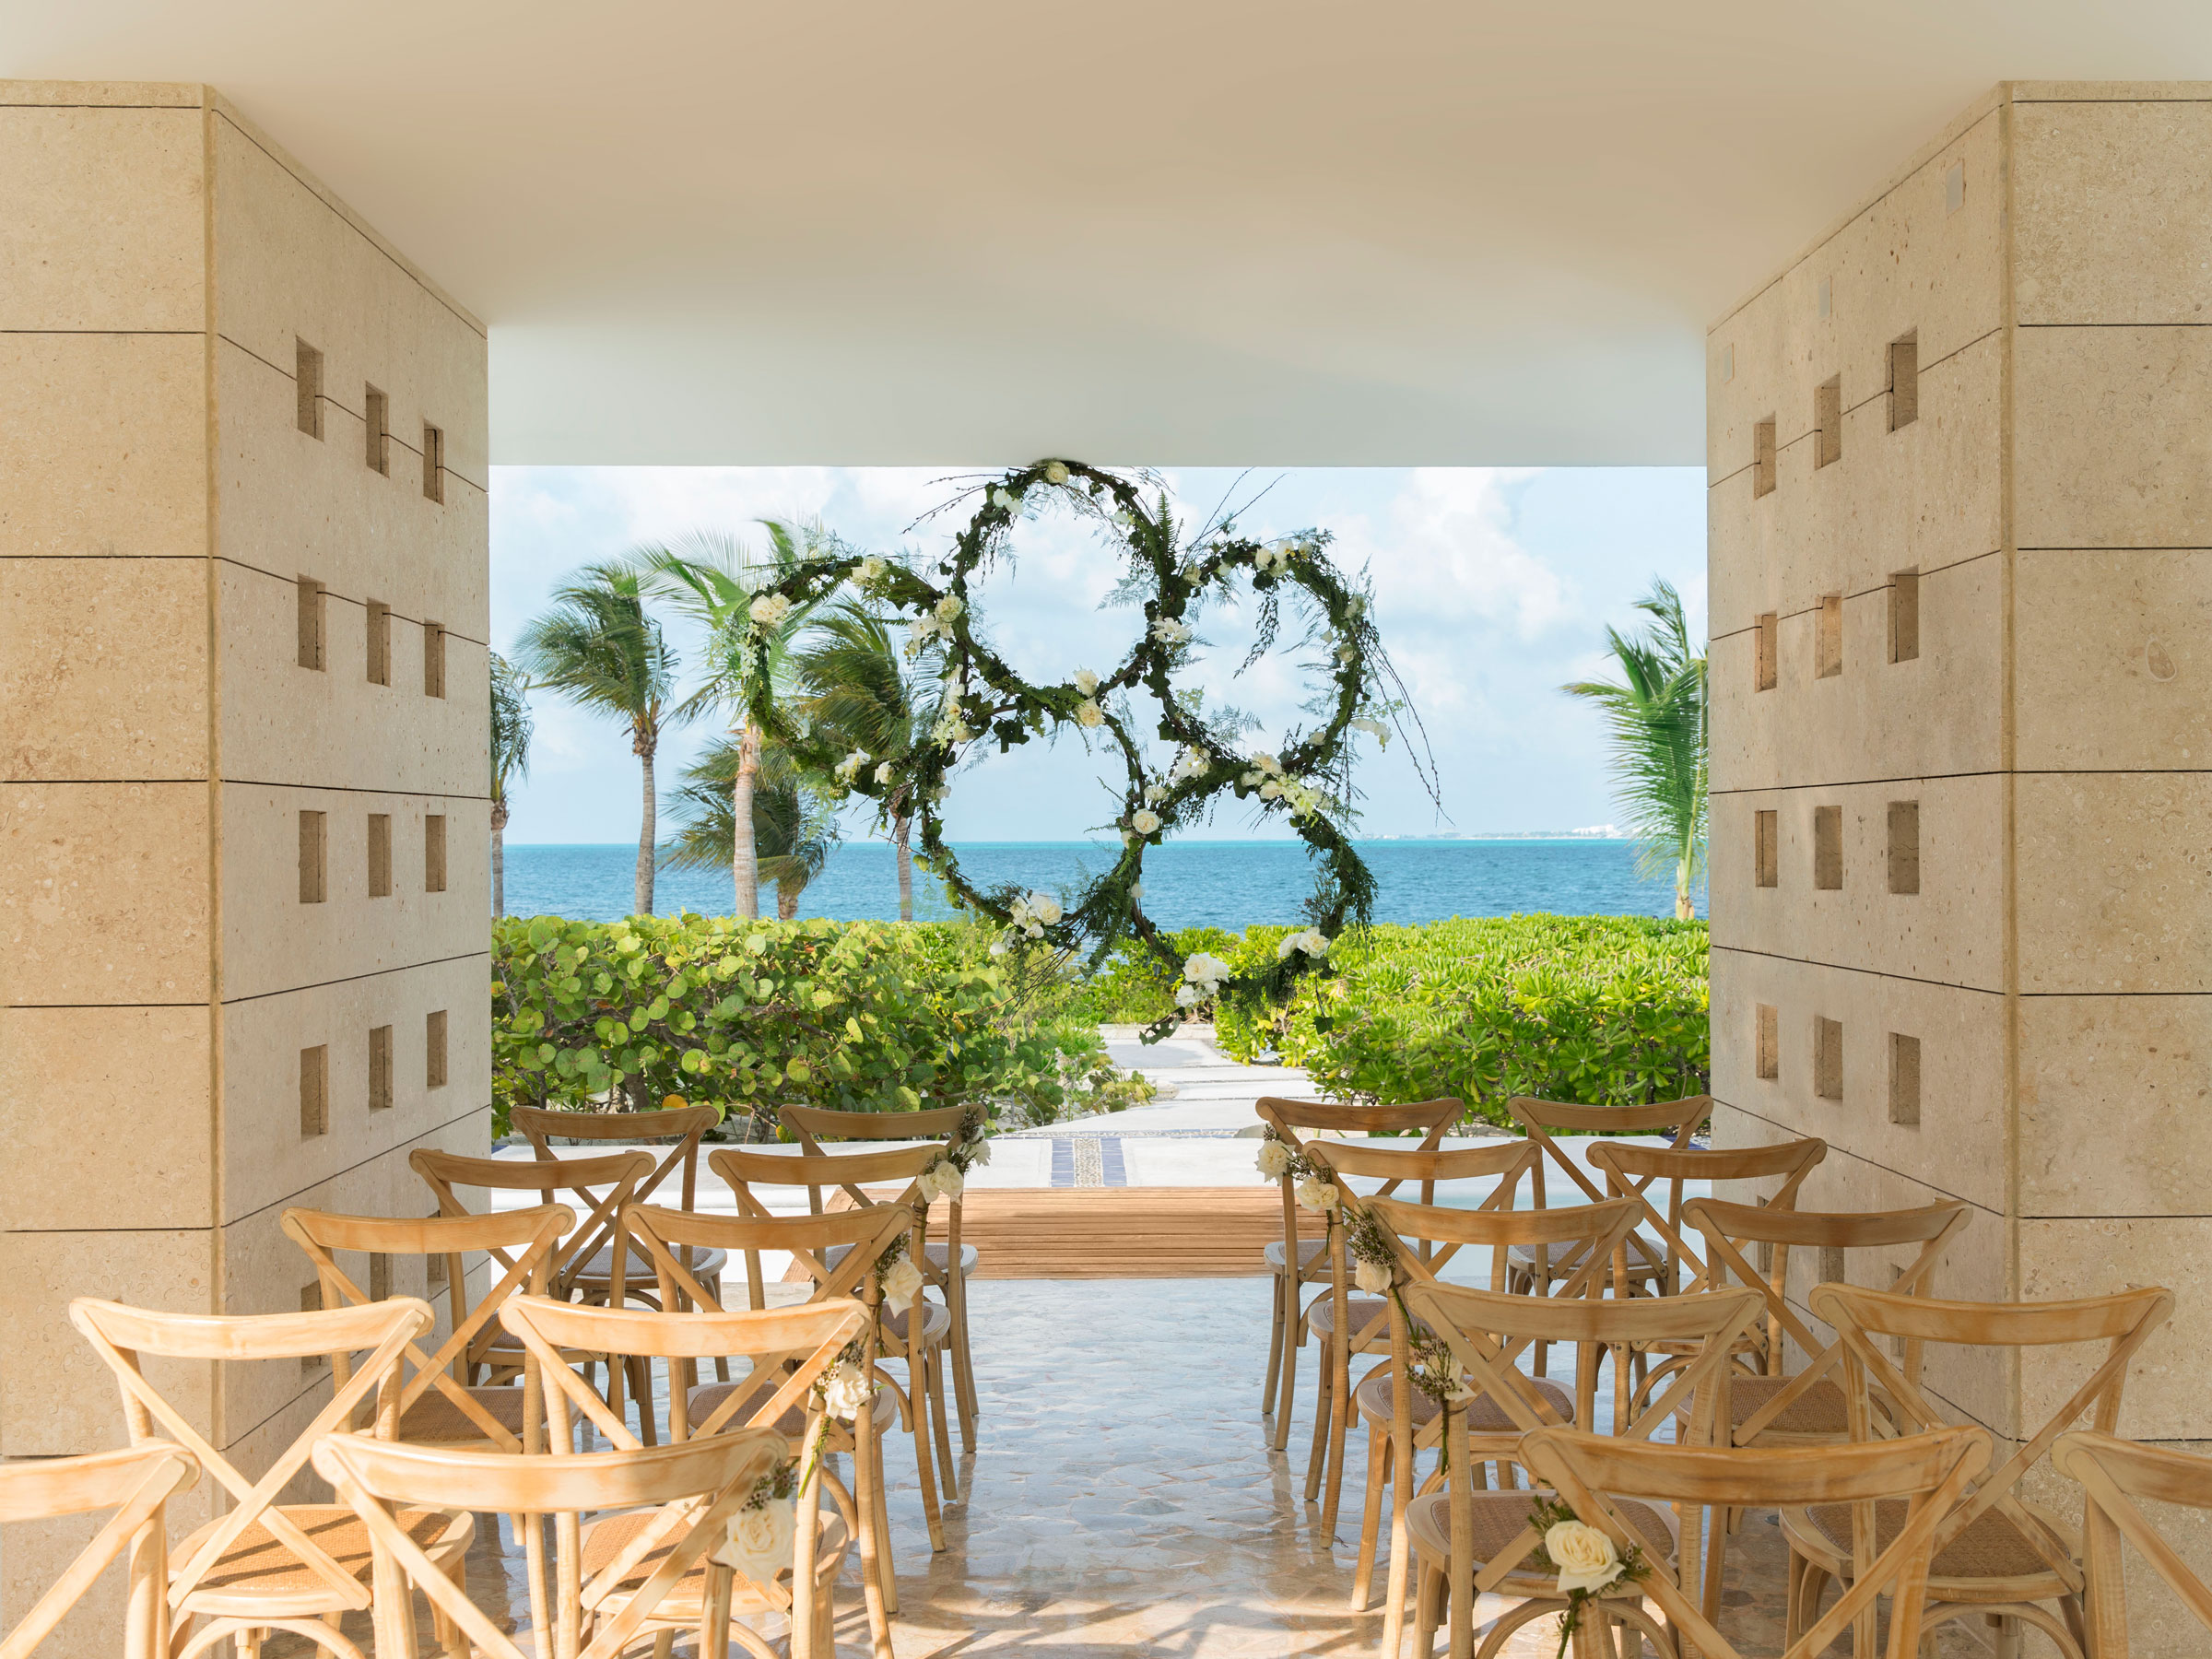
716 1492 796 1585
1253 538 1304 574
1276 927 1329 960
906 616 943 655
968 1135 993 1167
818 1358 872 1422
990 486 1024 514
1167 748 1210 785
1240 751 1284 787
1545 1521 1625 1594
1072 668 1100 696
1295 1175 1341 1214
1042 461 1070 485
1175 950 1232 1007
880 1256 924 1315
1130 882 1144 900
930 709 973 746
1144 782 1168 805
749 593 794 629
832 750 869 785
1346 594 1368 622
934 594 964 624
1074 699 1105 728
1150 616 1193 646
853 556 889 590
1254 1139 1292 1179
1112 508 1135 530
1337 642 1358 665
875 760 896 785
1130 809 1161 837
917 1159 965 1203
1354 1257 1394 1294
1008 890 1061 930
1351 716 1389 745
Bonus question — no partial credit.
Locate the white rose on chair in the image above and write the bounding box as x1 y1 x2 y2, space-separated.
880 1257 925 1315
1294 1176 1340 1214
819 1359 872 1423
917 1159 965 1202
1254 1140 1292 1179
1354 1258 1393 1294
1544 1520 1624 1594
716 1495 796 1585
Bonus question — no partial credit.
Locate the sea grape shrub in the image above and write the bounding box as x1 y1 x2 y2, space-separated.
1214 914 1709 1127
1062 926 1243 1024
490 914 1116 1135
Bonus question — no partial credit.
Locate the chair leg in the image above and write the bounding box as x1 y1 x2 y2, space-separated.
1320 1339 1352 1536
927 1345 959 1503
1414 1561 1442 1659
1352 1421 1390 1608
1263 1270 1288 1416
1274 1300 1303 1453
907 1359 947 1553
629 1356 659 1447
872 1432 901 1615
853 1430 895 1659
1304 1335 1334 1503
948 1278 979 1454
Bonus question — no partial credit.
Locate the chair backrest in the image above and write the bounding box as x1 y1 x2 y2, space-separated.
512 1100 720 1215
1585 1135 1828 1296
69 1297 430 1616
2056 1429 2212 1658
621 1198 912 1321
1682 1195 1972 1441
1815 1281 2174 1577
1521 1424 1994 1659
1254 1096 1466 1286
314 1424 786 1659
281 1204 574 1453
710 1143 940 1219
781 1102 973 1156
1361 1191 1643 1300
0 1442 199 1659
1504 1092 1711 1212
412 1147 653 1295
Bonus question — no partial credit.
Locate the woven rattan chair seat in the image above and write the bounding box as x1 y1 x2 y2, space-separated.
399 1382 531 1444
1405 1488 1678 1582
878 1301 952 1347
1726 1373 1851 1435
1309 1295 1388 1338
1264 1238 1327 1271
179 1504 469 1603
1801 1497 2071 1583
570 1243 727 1285
580 1505 851 1615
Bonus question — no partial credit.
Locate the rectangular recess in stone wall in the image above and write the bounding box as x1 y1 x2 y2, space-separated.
427 1009 447 1089
1813 806 1843 889
1888 571 1920 664
295 338 322 438
424 814 446 893
369 1024 393 1112
1753 418 1777 498
1815 1017 1844 1100
1756 612 1778 691
364 384 389 476
296 577 324 670
422 422 444 503
366 601 391 687
1888 801 1922 895
1890 1032 1922 1126
298 809 325 904
1755 809 1778 888
1889 335 1919 430
367 813 392 898
300 1045 328 1137
423 623 446 699
1816 595 1843 679
1757 1004 1779 1079
1815 377 1842 468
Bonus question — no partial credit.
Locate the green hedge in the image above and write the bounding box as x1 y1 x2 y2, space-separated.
1214 914 1709 1127
491 914 1144 1136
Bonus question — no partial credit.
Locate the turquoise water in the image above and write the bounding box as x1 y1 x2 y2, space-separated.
502 839 1703 929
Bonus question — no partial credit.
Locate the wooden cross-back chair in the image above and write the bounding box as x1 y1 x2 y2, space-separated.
1523 1424 1994 1659
624 1194 951 1573
1783 1281 2174 1659
510 1101 728 1305
1391 1276 1766 1659
1251 1094 1465 1450
1500 1092 1712 1303
2056 1429 2212 1659
68 1296 471 1659
1287 1138 1537 1541
0 1441 198 1659
779 1102 985 1455
314 1425 787 1659
501 1295 872 1659
412 1147 665 1426
281 1203 572 1456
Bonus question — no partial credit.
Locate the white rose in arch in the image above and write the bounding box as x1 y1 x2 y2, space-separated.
855 556 889 588
1354 1257 1393 1294
1295 1176 1340 1214
1145 783 1167 805
1254 1140 1292 1179
1025 921 1043 938
1043 461 1070 485
880 1257 924 1314
716 1496 796 1585
1173 982 1202 1008
934 594 964 624
1075 699 1105 728
1073 668 1100 696
1131 810 1161 836
1544 1520 1625 1595
1028 891 1063 925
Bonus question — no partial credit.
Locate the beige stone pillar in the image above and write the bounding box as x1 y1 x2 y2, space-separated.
1709 81 2212 1651
1 82 490 1647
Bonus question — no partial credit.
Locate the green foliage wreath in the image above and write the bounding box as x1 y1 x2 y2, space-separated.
740 460 1433 1038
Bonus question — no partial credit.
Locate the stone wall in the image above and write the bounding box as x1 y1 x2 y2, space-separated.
0 81 490 1647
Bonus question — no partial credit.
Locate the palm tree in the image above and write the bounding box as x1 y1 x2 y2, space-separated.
660 738 841 919
488 653 533 917
1563 578 1708 921
790 597 945 921
515 562 678 917
640 522 829 918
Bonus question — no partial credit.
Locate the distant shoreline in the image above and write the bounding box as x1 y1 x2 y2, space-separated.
511 835 1635 848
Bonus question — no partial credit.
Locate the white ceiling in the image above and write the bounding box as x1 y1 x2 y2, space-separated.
10 2 2211 465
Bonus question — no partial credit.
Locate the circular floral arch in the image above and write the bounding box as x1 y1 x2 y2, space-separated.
742 461 1431 1034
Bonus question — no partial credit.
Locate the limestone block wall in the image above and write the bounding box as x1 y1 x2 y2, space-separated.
0 82 491 1647
1709 82 2212 1652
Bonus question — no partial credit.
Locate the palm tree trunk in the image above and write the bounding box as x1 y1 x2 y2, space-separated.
733 722 760 920
778 883 800 921
893 813 913 923
635 732 657 917
1676 846 1695 921
491 796 509 917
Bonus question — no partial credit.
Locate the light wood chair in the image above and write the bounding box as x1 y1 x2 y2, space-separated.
282 1202 573 1455
2055 1428 2212 1658
781 1101 987 1453
313 1423 786 1659
1390 1275 1765 1659
0 1442 198 1659
1289 1138 1537 1544
634 1182 955 1562
500 1294 871 1659
1521 1423 1994 1659
1252 1094 1465 1452
1784 1281 2174 1659
69 1295 471 1659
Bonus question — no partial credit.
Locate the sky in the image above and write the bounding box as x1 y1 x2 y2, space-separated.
490 466 1707 844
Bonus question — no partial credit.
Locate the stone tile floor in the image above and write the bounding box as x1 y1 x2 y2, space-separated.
274 1277 1978 1656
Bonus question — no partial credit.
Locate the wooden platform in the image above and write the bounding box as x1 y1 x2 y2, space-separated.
805 1187 1326 1279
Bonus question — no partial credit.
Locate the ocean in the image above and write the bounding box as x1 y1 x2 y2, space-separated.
501 839 1704 930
